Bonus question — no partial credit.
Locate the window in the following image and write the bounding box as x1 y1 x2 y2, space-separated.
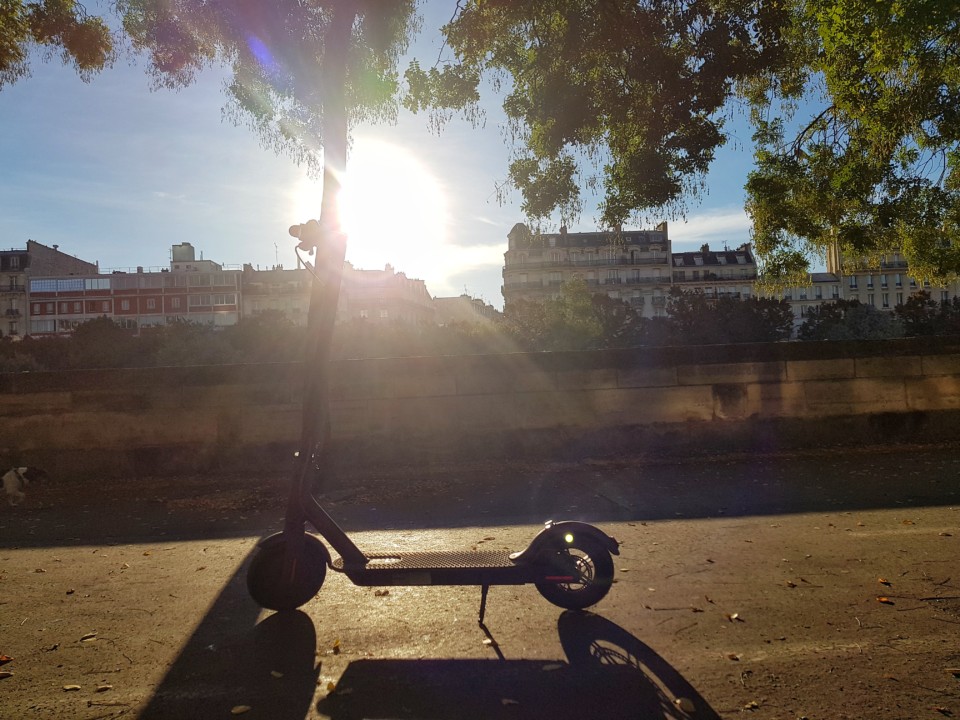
943 291 950 302
73 302 81 312
815 286 823 299
548 237 556 247
849 277 858 289
832 285 840 298
189 294 211 307
359 309 368 319
9 257 19 269
880 275 888 288
32 303 39 313
895 274 902 288
549 272 562 286
146 298 156 310
896 293 903 305
121 300 130 311
31 279 57 292
83 278 108 290
46 303 54 312
379 309 388 319
866 274 873 289
882 293 889 308
171 297 181 309
868 294 875 306
551 252 561 262
799 288 807 300
59 302 68 313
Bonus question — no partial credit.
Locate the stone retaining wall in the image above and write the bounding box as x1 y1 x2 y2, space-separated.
2 337 959 477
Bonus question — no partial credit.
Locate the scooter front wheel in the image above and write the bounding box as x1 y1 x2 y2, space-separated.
535 534 614 610
247 534 328 611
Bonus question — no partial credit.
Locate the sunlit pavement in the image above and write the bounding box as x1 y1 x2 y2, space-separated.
2 447 959 719
1 508 958 719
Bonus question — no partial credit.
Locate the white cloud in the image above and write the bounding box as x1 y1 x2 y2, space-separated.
669 207 752 250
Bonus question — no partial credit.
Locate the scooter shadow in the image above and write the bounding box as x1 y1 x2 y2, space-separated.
316 611 720 720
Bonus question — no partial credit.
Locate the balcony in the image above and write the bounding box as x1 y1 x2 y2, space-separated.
5 308 22 317
0 284 24 294
507 256 669 270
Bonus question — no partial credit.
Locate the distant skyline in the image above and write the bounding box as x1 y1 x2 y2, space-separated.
0 4 757 309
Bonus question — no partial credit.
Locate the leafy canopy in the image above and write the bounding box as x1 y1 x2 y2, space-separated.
746 0 960 285
405 0 788 229
0 0 113 89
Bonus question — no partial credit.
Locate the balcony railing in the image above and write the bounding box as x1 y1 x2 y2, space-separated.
506 257 669 270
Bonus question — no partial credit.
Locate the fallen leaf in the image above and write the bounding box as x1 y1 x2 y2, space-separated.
96 684 112 692
34 568 45 573
878 578 891 586
332 639 341 655
727 653 741 661
196 566 206 571
270 671 284 678
726 613 744 622
933 707 952 717
230 705 251 715
619 568 630 573
143 551 151 556
501 698 520 706
482 638 494 646
326 681 336 692
744 700 759 710
946 668 960 676
63 685 81 691
80 632 97 642
374 589 390 597
541 663 563 671
785 581 797 588
902 519 915 525
0 671 13 679
121 563 129 569
877 597 895 605
940 532 953 537
0 655 11 665
675 697 696 712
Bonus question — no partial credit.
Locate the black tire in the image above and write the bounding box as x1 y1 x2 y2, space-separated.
247 534 328 611
535 534 615 610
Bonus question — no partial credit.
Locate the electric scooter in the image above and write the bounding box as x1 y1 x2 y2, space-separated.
246 223 620 623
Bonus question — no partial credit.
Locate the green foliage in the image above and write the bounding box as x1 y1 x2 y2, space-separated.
664 288 795 344
746 0 960 285
406 0 789 228
894 290 960 336
117 0 419 174
797 299 904 341
0 0 114 88
501 278 638 351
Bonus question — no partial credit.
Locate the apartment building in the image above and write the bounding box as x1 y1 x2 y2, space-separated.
502 222 672 317
670 245 757 300
1 240 98 338
27 242 241 335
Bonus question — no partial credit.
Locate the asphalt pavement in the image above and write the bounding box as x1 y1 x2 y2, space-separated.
1 443 959 719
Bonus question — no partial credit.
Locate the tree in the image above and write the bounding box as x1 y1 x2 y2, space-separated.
117 0 420 467
745 0 960 286
502 278 637 351
1 1 113 89
797 299 904 341
405 0 790 228
665 288 794 345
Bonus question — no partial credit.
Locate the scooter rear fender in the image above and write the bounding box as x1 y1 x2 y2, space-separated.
510 520 620 563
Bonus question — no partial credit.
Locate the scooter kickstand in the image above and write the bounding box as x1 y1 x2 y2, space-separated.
478 584 489 625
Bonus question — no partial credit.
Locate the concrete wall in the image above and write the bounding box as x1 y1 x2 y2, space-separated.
2 337 960 477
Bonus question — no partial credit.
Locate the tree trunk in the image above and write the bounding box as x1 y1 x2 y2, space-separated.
299 2 355 473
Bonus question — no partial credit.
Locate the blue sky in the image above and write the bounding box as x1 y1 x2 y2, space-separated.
0 3 757 310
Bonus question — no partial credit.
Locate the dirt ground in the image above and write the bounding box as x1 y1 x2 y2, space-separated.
1 443 960 719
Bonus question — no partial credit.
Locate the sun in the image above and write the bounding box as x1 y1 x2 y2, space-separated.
291 137 449 287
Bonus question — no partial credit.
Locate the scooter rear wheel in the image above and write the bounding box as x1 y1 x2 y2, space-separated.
535 534 614 610
247 534 328 611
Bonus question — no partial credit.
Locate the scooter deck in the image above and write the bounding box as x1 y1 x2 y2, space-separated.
332 549 516 571
331 549 535 587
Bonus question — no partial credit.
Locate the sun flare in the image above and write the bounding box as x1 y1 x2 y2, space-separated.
291 137 450 288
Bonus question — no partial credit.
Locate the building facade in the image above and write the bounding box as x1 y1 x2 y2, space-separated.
27 243 241 335
670 245 757 300
502 222 672 316
1 240 99 338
